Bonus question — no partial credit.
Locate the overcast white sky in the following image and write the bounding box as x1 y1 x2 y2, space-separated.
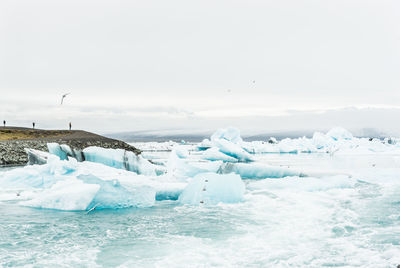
1 0 399 136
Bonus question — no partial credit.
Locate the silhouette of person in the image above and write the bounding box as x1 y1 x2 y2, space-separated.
69 122 72 131
32 122 35 129
3 120 5 127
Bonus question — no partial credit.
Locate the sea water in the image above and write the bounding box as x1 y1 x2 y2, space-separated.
1 152 400 267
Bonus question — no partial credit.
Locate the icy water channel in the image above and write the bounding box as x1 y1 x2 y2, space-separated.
1 152 400 267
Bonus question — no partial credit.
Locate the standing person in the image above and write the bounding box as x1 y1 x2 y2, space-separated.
32 122 35 129
69 122 72 131
3 120 5 127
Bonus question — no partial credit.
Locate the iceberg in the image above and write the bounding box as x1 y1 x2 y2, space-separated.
83 147 156 176
5 156 160 210
326 127 353 140
167 150 221 179
202 147 238 163
198 138 212 151
25 148 50 165
237 127 395 155
209 127 253 162
210 127 243 144
218 162 302 179
212 138 253 162
78 175 155 209
178 173 245 205
173 147 189 159
42 143 157 176
47 143 68 160
21 179 100 211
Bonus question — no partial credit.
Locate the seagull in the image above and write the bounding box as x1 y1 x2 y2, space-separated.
60 93 71 105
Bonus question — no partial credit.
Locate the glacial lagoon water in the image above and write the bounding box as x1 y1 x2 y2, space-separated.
1 151 400 267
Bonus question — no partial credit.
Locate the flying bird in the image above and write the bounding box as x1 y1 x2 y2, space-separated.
60 93 70 105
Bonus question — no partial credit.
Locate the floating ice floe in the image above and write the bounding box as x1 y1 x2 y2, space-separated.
25 148 51 165
219 163 303 179
241 127 400 155
326 127 353 141
42 143 158 176
210 127 253 162
202 147 238 163
0 155 185 210
167 149 221 179
178 172 245 205
21 179 101 211
196 127 253 162
83 146 156 176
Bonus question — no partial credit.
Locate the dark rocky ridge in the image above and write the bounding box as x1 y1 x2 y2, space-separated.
0 129 141 166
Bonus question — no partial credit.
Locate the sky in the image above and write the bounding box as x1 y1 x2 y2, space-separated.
1 0 399 136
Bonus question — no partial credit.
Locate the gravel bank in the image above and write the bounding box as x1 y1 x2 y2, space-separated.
0 129 141 166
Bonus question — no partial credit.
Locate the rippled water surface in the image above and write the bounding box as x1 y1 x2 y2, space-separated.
1 153 400 267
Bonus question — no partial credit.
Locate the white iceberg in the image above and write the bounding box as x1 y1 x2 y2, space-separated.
43 143 157 176
166 150 221 179
209 127 253 162
0 156 168 210
218 163 302 179
210 127 244 144
25 148 51 165
21 179 100 211
78 174 156 209
202 147 238 163
326 127 353 140
212 138 253 162
82 146 156 176
178 172 245 205
198 138 212 150
47 143 68 160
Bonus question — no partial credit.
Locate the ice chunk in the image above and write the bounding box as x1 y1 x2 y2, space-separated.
167 150 221 179
25 148 50 165
47 143 68 160
45 143 156 176
57 144 85 161
83 147 126 169
60 144 73 156
155 189 183 201
198 138 212 151
124 151 158 176
82 146 156 176
209 128 253 162
78 175 155 209
47 155 78 176
312 132 331 150
212 138 253 162
178 173 245 205
218 163 302 179
0 156 78 189
326 127 353 140
202 147 238 162
174 147 189 159
22 179 100 211
211 127 243 144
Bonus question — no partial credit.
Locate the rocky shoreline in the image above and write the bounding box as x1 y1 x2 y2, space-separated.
0 129 141 166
